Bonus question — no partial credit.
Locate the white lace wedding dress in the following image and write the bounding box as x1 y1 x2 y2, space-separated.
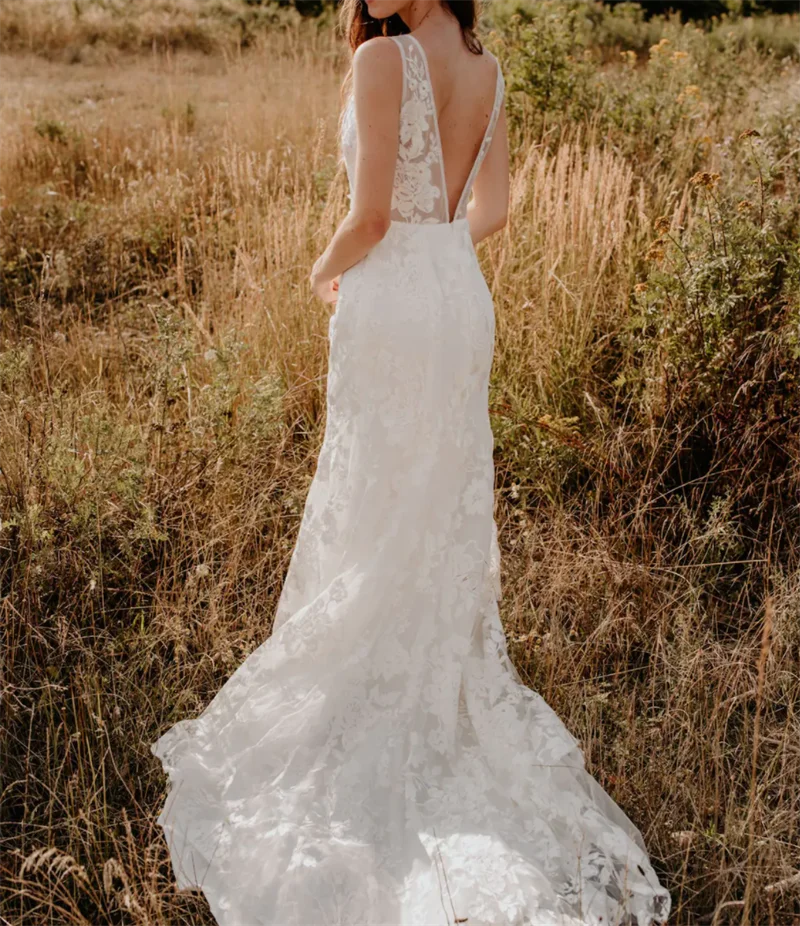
152 33 672 926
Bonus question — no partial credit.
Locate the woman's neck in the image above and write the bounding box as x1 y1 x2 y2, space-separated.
399 0 446 33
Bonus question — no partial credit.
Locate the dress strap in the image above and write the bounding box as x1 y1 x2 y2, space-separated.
453 54 505 223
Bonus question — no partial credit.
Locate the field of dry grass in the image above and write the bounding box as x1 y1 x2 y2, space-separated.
2 1 799 924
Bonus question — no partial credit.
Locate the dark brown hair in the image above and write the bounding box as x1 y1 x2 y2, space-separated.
339 0 482 55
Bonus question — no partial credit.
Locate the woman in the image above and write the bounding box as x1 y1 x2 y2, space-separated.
151 2 672 923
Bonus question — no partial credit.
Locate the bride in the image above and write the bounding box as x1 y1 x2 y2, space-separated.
151 1 672 923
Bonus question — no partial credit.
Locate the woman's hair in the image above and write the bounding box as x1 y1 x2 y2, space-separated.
339 0 482 55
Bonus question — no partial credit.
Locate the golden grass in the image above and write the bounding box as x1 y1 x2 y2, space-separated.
0 0 301 60
2 15 799 926
498 137 642 393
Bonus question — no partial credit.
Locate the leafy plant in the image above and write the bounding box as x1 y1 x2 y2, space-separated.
489 1 600 135
619 133 800 572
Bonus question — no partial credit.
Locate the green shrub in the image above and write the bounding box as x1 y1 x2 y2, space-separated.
617 135 800 582
488 1 601 135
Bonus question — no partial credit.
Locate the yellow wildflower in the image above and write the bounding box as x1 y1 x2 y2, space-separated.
649 37 671 57
677 84 702 104
689 171 721 190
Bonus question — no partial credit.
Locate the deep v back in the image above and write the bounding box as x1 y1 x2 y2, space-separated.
338 34 504 227
397 34 504 224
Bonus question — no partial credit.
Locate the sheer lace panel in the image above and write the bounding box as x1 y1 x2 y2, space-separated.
389 35 449 225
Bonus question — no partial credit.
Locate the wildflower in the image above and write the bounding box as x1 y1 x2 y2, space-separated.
620 50 637 68
649 37 671 56
635 282 648 294
738 128 761 140
670 50 689 62
677 84 701 104
689 171 720 190
645 238 666 262
736 200 753 213
204 348 218 362
653 215 671 234
195 563 211 579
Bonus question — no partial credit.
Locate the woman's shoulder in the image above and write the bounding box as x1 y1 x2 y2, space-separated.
479 46 505 93
352 35 403 73
477 45 502 72
350 37 403 109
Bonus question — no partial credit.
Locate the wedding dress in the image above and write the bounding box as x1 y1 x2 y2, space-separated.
151 33 672 926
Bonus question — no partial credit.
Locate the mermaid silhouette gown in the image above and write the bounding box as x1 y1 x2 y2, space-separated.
151 33 672 926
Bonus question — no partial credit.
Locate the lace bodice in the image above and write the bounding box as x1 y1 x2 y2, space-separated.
340 33 505 225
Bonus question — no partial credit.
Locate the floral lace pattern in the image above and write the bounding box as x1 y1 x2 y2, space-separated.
389 37 446 223
152 33 672 926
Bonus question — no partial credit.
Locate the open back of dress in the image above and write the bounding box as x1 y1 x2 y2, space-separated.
152 32 672 926
388 35 504 224
340 34 503 226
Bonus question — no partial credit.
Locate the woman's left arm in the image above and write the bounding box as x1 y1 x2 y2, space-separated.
310 37 402 303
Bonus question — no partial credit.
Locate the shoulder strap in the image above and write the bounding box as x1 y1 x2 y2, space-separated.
453 54 505 222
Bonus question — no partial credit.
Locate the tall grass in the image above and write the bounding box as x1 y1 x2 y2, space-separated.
2 4 799 924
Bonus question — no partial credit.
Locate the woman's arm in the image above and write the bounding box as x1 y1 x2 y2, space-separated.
466 103 509 247
310 38 401 303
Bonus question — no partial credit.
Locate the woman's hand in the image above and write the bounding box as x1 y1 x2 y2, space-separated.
310 258 340 304
314 276 339 304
